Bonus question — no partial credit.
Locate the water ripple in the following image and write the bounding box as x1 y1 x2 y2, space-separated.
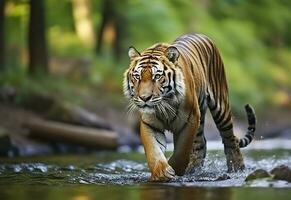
0 150 290 187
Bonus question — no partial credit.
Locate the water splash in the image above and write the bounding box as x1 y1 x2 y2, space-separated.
0 149 291 187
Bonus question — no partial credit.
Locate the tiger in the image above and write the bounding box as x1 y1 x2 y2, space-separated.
123 33 256 181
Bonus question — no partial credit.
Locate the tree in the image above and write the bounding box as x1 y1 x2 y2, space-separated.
96 0 127 60
28 0 48 74
0 0 6 71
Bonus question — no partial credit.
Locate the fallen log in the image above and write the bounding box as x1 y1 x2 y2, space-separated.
47 103 114 130
66 105 113 130
23 117 118 149
10 91 113 130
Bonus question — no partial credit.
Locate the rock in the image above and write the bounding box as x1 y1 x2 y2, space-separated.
245 169 271 181
0 86 17 103
0 128 18 157
215 174 231 181
270 165 291 182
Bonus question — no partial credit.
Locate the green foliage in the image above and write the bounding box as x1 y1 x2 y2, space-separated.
126 0 183 49
192 0 291 112
0 67 84 106
48 26 91 57
2 0 291 115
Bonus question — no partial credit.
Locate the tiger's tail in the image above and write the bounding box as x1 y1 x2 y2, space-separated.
239 104 256 148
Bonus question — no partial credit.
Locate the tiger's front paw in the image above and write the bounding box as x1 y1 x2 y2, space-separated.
225 147 245 172
150 160 175 182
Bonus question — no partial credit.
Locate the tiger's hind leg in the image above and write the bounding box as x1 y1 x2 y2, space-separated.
186 98 207 173
207 92 244 172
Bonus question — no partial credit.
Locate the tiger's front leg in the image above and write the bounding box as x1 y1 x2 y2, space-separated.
168 110 200 176
140 120 175 181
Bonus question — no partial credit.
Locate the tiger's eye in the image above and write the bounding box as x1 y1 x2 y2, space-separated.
133 74 140 80
154 74 161 80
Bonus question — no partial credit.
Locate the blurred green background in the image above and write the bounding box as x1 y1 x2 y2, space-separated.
0 0 290 138
1 0 291 113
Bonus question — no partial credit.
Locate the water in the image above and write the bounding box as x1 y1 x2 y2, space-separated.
1 185 291 200
0 141 291 199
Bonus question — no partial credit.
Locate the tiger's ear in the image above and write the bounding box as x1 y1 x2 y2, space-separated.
128 46 140 60
166 46 180 63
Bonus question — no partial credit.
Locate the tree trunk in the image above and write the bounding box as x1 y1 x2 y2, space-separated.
72 0 96 49
0 0 5 71
95 0 125 60
96 0 113 54
114 15 125 60
28 0 48 74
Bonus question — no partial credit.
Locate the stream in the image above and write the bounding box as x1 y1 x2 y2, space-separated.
0 140 291 200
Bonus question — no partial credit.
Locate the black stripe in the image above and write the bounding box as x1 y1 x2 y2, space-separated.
198 96 203 107
189 62 194 74
155 138 166 150
239 139 246 147
209 101 217 111
189 40 206 68
218 114 232 129
195 34 213 53
219 123 233 132
176 42 201 72
139 61 159 66
167 72 172 87
245 134 253 141
173 70 176 91
142 120 163 133
212 50 220 101
215 109 227 125
194 144 205 151
127 74 131 92
197 130 203 136
245 105 256 125
200 116 205 125
213 109 222 122
140 56 159 61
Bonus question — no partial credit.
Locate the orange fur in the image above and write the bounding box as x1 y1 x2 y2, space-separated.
123 33 256 181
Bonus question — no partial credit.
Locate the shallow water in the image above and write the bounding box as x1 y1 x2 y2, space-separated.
1 185 291 200
0 141 291 199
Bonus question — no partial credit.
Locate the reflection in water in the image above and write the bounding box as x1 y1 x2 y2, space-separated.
72 195 90 200
1 186 291 200
139 186 234 200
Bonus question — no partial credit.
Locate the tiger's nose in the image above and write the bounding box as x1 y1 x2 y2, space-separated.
140 94 152 102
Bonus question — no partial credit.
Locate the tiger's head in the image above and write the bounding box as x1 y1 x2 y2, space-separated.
123 44 185 115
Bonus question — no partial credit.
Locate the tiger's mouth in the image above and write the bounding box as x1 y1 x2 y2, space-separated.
128 94 177 116
139 106 156 114
134 96 162 107
136 98 177 117
139 104 152 108
135 98 161 114
137 101 157 113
